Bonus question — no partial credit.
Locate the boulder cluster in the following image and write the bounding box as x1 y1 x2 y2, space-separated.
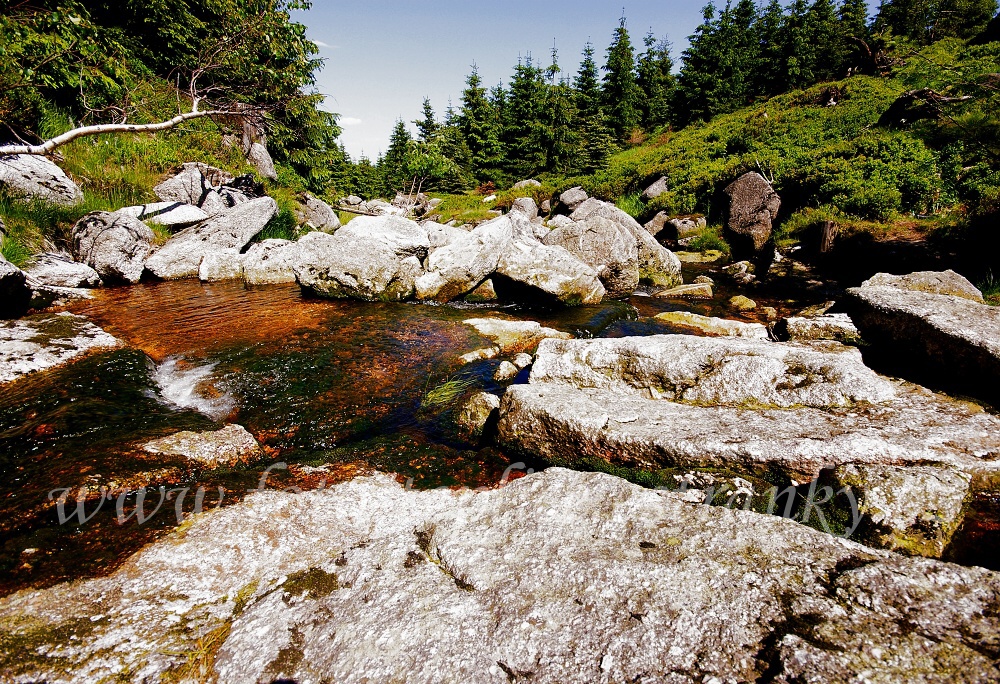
1 162 686 313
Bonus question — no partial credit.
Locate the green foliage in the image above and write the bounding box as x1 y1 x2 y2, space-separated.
614 192 645 219
421 376 477 409
589 76 945 224
687 225 732 254
602 16 644 139
430 193 497 226
979 270 1000 304
1 0 339 195
875 0 998 43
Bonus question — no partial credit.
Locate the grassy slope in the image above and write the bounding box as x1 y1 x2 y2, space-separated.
578 39 1000 251
1 110 310 266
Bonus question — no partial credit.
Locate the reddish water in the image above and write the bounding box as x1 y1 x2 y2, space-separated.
0 271 829 597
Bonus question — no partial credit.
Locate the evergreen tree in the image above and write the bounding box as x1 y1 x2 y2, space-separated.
781 0 814 90
573 42 617 173
875 0 997 43
541 47 579 174
837 0 872 75
754 0 787 95
602 16 644 140
380 119 412 194
718 0 761 110
675 3 724 125
414 97 438 142
636 31 675 130
504 55 548 178
458 64 504 182
804 0 841 82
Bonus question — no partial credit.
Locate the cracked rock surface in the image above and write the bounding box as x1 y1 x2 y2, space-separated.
2 469 999 683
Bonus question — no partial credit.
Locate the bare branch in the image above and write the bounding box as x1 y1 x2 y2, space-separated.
0 110 240 156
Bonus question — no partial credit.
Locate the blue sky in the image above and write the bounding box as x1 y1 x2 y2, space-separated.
298 1 876 160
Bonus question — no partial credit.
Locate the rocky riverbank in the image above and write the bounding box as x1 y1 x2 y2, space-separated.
3 156 1000 682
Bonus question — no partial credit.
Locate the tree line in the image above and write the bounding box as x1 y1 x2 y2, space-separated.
342 0 998 198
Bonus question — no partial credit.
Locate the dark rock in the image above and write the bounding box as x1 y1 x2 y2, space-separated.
722 172 780 265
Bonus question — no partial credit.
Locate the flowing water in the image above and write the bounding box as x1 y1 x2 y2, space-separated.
0 272 825 596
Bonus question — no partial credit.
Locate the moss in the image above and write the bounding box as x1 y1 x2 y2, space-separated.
281 567 340 599
0 614 100 676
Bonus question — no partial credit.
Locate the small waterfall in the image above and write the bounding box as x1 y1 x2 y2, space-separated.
150 356 235 420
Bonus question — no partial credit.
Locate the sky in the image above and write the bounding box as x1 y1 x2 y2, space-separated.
297 1 877 160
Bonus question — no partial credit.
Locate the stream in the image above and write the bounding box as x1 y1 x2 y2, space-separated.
0 268 824 597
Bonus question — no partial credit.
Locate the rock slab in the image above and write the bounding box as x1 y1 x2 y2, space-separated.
2 469 1000 683
0 312 119 384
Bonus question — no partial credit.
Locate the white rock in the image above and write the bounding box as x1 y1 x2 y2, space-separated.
0 154 83 205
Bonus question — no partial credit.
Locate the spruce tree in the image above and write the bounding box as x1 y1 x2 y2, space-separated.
754 0 787 96
414 97 438 143
875 0 997 42
837 0 872 75
504 55 548 178
602 16 643 140
803 0 841 82
781 0 814 90
573 43 617 173
637 31 675 130
458 64 504 182
380 119 412 195
541 47 579 174
675 3 724 125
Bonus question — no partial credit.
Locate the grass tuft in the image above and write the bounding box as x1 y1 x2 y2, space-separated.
979 271 1000 306
421 376 477 409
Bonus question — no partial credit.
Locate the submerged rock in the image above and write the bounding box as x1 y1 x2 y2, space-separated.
142 424 262 468
455 391 501 440
654 311 769 339
144 197 277 280
0 312 119 384
0 154 83 205
846 280 1000 405
2 469 1000 683
653 282 713 299
72 211 155 284
23 253 101 289
463 318 573 354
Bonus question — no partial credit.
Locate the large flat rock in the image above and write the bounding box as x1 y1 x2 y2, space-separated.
846 283 1000 405
3 469 1000 683
0 312 119 384
498 382 1000 483
528 335 897 408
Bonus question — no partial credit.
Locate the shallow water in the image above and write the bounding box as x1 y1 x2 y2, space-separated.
0 271 824 596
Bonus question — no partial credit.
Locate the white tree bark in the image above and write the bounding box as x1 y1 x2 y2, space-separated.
0 110 233 156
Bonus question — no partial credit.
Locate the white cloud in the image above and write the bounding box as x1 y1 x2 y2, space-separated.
340 117 363 127
311 39 338 49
